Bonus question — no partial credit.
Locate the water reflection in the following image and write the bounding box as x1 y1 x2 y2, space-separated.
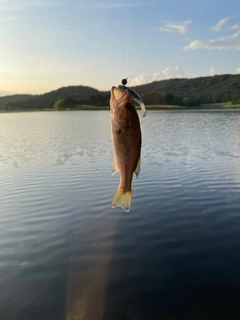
1 111 240 319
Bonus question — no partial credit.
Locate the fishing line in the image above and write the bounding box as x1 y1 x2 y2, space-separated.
119 5 147 117
122 7 133 86
126 8 129 79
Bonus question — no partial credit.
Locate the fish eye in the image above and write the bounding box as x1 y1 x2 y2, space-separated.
125 103 132 110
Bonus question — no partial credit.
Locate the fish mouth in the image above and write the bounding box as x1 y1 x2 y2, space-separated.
111 86 128 102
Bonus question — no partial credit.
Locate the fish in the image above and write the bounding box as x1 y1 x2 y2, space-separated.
110 86 144 212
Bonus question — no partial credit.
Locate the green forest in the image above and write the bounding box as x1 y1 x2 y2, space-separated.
1 74 240 111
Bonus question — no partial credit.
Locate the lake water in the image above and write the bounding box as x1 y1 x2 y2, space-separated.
1 110 240 320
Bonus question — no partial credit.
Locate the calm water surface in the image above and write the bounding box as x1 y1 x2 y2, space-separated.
1 110 240 320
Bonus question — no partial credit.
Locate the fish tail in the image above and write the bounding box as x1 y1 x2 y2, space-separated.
111 186 132 212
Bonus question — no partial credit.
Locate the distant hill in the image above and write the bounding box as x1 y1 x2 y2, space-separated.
0 94 34 106
133 74 240 105
1 74 240 110
0 85 103 110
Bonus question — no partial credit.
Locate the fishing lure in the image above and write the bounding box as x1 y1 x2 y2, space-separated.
118 78 147 117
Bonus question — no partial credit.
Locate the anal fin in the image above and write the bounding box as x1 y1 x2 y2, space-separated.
135 156 141 178
111 157 119 175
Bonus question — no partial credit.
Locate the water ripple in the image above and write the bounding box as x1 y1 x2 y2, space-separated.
1 110 240 319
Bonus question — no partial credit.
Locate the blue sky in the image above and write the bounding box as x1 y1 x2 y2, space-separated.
0 0 240 95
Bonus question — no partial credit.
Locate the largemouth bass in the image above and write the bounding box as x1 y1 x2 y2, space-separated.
110 86 143 212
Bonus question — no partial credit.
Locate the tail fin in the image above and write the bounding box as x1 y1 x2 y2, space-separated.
111 186 132 212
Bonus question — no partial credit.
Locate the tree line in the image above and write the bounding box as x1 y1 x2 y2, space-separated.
135 74 240 106
1 74 240 110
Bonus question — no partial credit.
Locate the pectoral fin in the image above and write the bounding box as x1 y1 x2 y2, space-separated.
135 156 141 178
111 157 119 175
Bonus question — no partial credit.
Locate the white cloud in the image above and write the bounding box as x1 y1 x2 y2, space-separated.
232 24 239 30
162 66 185 78
210 67 215 76
184 31 240 50
210 17 231 32
152 72 161 81
130 66 185 86
131 74 151 86
237 67 240 73
159 20 192 34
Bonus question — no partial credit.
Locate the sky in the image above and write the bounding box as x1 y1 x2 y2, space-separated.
1 0 240 96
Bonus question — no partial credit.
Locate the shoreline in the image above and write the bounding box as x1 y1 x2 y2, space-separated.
1 105 240 113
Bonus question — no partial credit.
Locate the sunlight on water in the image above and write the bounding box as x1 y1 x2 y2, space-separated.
1 110 240 319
